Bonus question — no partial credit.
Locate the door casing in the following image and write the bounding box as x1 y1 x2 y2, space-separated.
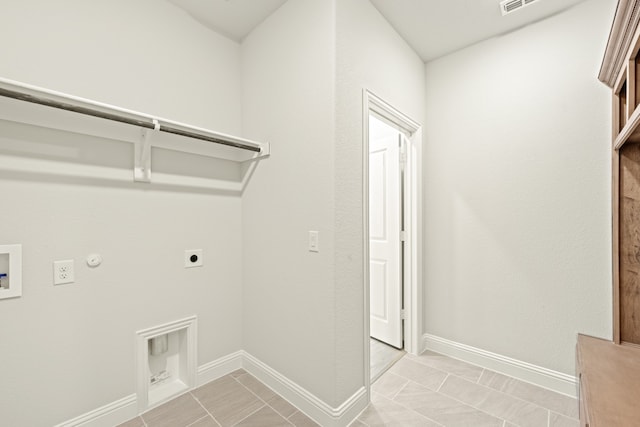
363 89 423 393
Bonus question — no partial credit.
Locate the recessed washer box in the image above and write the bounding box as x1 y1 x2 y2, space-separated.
0 244 22 300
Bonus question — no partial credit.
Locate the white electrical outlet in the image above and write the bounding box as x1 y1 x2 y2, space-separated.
53 259 75 285
184 249 203 268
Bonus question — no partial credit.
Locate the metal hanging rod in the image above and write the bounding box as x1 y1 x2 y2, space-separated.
0 78 263 153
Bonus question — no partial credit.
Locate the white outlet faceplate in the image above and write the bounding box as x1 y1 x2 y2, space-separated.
184 250 203 268
308 231 319 252
53 259 75 285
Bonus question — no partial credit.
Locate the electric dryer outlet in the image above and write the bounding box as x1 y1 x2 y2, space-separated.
184 250 203 268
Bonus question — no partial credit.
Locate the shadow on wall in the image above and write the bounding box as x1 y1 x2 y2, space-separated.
0 118 258 196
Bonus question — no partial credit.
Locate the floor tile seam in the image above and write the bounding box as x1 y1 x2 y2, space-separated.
438 380 549 426
412 353 485 374
477 369 485 384
285 409 317 426
443 372 556 418
141 416 149 427
189 391 222 427
395 380 506 425
403 359 450 378
547 409 551 427
354 417 372 427
479 373 578 413
228 403 268 426
372 390 445 426
549 410 579 422
231 374 295 419
436 373 449 392
185 415 215 427
387 368 448 391
387 377 410 400
233 374 276 404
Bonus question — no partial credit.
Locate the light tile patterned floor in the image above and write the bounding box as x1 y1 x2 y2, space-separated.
117 369 319 427
356 351 579 427
118 351 579 427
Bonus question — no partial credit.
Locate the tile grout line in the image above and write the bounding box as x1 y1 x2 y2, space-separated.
398 378 509 426
479 371 578 418
184 414 214 427
232 375 296 426
435 373 449 392
478 369 485 384
385 377 410 401
441 371 564 422
228 403 269 427
370 388 444 427
189 391 222 427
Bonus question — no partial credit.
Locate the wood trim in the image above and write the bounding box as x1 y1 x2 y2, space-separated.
613 100 640 149
600 0 640 87
629 60 637 112
613 148 621 344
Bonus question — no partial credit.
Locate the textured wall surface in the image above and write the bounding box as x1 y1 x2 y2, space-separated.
423 0 615 375
0 1 244 425
335 0 426 404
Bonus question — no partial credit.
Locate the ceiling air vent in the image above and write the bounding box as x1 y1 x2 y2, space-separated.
500 0 539 16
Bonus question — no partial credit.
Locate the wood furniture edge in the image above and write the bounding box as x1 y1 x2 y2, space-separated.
600 0 640 88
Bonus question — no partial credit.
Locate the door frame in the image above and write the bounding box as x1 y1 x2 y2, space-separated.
363 89 423 390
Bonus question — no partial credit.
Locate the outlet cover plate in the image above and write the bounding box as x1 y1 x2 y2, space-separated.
53 259 75 285
184 250 203 268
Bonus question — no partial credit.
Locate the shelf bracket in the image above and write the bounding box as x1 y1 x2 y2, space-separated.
134 119 159 183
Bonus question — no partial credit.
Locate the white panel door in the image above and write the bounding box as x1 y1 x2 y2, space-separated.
369 115 403 349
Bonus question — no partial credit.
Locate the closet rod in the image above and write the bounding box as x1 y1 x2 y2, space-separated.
0 87 262 153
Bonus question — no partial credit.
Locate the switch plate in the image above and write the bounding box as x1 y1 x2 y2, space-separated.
309 231 319 252
53 259 75 285
185 249 203 268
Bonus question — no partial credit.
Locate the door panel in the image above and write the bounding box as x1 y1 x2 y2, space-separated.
369 114 403 349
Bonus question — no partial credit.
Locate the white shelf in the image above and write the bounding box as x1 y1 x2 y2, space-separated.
0 77 270 183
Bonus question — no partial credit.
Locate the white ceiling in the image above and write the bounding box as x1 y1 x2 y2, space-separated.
169 0 590 62
369 0 590 61
167 0 287 42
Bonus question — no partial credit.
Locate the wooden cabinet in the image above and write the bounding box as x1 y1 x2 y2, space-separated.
600 0 640 346
577 2 640 425
576 335 640 426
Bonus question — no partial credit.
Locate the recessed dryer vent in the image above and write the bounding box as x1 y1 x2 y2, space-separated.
500 0 539 16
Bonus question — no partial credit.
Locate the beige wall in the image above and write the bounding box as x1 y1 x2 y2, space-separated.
0 1 244 425
423 0 615 375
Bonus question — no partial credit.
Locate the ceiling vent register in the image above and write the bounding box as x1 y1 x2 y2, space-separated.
500 0 539 16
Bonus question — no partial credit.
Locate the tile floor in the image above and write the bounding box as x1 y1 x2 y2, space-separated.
118 351 579 427
117 369 320 427
370 338 405 382
356 351 579 427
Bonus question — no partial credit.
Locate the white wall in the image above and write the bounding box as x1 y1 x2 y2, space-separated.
335 0 426 404
241 0 338 406
0 1 244 425
423 0 615 376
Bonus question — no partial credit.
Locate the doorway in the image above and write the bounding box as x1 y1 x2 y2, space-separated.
364 91 423 386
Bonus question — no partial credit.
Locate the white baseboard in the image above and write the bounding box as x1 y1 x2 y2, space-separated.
56 350 367 427
242 351 368 427
422 333 577 397
197 350 244 386
53 395 138 427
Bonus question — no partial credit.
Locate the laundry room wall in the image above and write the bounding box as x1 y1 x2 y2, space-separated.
0 0 245 425
423 0 615 377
